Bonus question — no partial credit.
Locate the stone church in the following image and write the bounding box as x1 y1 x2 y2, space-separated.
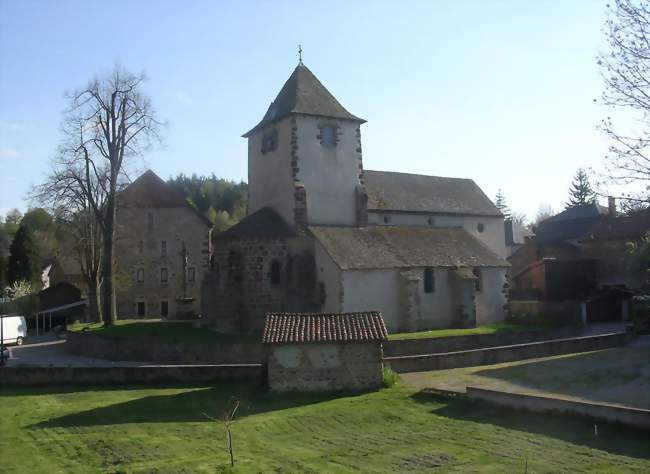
203 62 509 333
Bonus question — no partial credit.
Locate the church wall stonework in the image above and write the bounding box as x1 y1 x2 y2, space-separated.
475 267 508 325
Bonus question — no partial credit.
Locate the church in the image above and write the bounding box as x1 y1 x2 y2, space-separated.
202 61 509 333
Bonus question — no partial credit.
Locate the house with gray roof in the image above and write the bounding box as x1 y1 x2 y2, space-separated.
203 62 509 333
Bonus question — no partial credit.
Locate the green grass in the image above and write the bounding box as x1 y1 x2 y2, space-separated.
69 320 260 345
388 323 547 340
0 382 647 473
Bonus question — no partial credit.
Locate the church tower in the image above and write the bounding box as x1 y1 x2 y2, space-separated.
243 63 367 228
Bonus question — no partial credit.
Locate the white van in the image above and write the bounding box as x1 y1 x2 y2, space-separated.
1 315 27 346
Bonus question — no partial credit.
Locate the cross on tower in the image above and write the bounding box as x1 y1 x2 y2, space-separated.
298 44 303 64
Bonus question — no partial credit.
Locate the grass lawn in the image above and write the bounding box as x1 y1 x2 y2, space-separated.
69 320 260 345
402 347 650 410
388 323 553 340
0 382 648 473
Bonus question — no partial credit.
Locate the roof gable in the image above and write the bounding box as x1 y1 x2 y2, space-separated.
217 207 295 239
243 64 364 137
310 225 509 270
263 312 388 344
364 170 501 217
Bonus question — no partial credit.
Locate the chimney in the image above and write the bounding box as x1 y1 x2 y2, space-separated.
608 196 616 217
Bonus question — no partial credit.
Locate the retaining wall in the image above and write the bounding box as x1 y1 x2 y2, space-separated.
67 331 264 364
384 326 582 357
466 386 650 431
384 332 629 373
0 364 263 386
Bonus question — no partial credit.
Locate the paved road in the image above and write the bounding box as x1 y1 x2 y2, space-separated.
2 334 151 367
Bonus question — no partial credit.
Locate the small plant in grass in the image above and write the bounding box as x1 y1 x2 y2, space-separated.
383 366 400 387
203 397 240 468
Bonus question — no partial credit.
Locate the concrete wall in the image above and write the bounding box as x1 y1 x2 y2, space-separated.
0 365 262 387
367 213 507 259
294 117 363 226
475 267 508 325
384 325 582 357
114 205 211 318
314 239 343 313
466 386 650 431
67 331 264 364
248 117 296 227
268 342 383 392
385 332 629 373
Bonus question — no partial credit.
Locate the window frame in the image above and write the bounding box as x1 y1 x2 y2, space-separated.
187 267 196 283
424 268 435 293
136 268 145 283
160 267 168 283
270 260 282 286
319 124 338 148
161 240 167 255
473 267 483 292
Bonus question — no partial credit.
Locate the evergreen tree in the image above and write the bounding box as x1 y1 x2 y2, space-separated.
566 168 596 208
7 224 40 286
495 189 511 219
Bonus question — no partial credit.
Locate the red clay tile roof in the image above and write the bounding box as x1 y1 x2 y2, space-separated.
262 312 388 344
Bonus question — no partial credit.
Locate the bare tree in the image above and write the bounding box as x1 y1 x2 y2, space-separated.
60 66 162 324
203 398 240 468
598 0 650 208
31 160 108 322
534 204 555 227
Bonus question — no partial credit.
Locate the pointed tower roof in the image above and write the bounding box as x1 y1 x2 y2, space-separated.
243 64 365 137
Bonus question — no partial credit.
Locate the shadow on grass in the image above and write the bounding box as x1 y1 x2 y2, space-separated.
29 381 367 429
410 391 650 460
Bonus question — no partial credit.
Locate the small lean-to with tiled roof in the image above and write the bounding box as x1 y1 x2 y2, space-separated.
264 312 388 392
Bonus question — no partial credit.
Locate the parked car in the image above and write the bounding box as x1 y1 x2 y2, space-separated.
0 315 27 346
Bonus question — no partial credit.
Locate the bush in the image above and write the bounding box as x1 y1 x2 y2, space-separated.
382 366 400 388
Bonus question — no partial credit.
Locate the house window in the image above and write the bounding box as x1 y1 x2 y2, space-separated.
138 240 144 253
136 268 145 283
424 268 435 293
137 301 146 317
270 260 281 286
473 267 482 292
320 125 338 147
161 240 167 255
161 301 169 318
261 129 278 154
187 267 195 282
477 223 485 233
160 267 168 283
147 212 154 230
383 215 392 224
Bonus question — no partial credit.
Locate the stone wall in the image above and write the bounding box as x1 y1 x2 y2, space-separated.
384 332 629 373
383 325 582 357
466 386 650 431
268 342 383 392
509 300 583 325
0 364 262 387
67 331 264 364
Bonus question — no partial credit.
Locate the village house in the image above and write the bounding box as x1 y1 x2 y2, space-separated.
203 62 509 333
114 170 212 318
509 200 650 321
263 311 388 392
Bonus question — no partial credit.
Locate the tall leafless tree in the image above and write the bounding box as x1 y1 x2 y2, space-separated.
598 0 650 209
43 66 162 324
31 159 107 322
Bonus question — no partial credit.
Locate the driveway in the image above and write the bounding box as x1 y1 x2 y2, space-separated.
2 334 150 367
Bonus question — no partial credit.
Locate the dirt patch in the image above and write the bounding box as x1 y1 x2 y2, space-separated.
392 453 455 470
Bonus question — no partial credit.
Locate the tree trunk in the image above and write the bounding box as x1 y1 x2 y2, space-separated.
101 195 117 325
87 282 101 323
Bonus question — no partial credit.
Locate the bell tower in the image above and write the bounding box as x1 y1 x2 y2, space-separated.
243 62 366 228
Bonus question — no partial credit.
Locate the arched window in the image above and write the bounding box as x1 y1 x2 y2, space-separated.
424 268 435 293
270 261 281 286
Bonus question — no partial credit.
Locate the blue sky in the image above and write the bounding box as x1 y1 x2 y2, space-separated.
0 0 614 220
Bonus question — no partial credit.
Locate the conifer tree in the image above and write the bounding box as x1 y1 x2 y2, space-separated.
566 168 596 208
7 224 40 286
495 189 511 219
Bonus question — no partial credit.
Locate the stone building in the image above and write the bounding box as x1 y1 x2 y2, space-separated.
263 311 388 392
114 170 212 318
204 62 509 333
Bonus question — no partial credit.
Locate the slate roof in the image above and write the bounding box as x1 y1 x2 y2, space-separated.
309 225 509 270
364 170 501 217
535 204 610 244
262 312 388 344
582 209 650 241
216 207 295 239
243 64 365 137
118 170 213 226
543 203 608 224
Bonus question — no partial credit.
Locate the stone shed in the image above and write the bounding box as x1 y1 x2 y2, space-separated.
263 311 388 392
